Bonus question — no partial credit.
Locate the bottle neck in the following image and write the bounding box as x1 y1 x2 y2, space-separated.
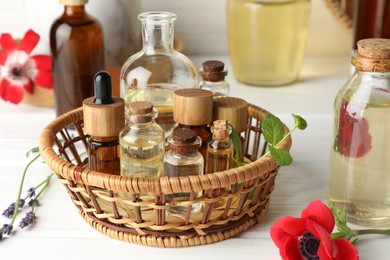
64 5 86 16
142 21 174 53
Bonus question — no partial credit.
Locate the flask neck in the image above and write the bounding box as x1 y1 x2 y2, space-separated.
139 12 176 54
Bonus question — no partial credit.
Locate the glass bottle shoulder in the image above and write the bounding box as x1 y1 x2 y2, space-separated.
208 139 234 150
164 151 204 166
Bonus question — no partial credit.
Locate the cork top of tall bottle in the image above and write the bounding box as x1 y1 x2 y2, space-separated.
352 38 390 72
59 0 88 6
173 89 213 125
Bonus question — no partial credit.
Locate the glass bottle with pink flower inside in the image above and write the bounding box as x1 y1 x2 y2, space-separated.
328 38 390 227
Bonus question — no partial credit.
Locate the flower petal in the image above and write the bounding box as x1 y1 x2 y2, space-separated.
32 70 53 88
280 217 307 236
283 237 304 260
30 55 52 72
307 220 333 260
270 217 292 248
332 238 359 260
18 29 40 54
0 33 17 53
0 79 24 104
0 52 7 65
301 200 335 234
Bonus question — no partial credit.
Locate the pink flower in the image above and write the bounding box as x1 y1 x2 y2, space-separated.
270 200 358 260
0 29 53 104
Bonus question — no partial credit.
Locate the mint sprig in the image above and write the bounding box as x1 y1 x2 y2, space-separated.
262 114 307 166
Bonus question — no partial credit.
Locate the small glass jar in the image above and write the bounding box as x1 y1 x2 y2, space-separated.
119 101 164 179
328 38 390 227
164 128 204 214
120 11 199 137
199 60 229 97
206 120 234 174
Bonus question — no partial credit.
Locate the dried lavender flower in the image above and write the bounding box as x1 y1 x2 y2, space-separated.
26 187 36 198
28 199 40 207
19 212 36 229
2 203 16 218
2 224 13 235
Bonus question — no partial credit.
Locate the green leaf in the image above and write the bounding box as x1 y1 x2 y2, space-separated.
262 114 285 146
229 123 243 162
292 114 308 130
268 145 293 166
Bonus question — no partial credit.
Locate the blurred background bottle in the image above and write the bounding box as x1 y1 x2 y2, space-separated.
227 0 310 86
50 0 105 116
353 0 390 49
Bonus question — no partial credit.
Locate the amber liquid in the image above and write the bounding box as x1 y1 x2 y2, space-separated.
50 5 105 116
88 137 120 175
206 148 234 174
353 0 390 49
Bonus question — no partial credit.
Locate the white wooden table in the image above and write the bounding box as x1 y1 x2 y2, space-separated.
1 54 388 259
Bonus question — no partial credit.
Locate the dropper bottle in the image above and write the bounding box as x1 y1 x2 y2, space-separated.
83 71 125 175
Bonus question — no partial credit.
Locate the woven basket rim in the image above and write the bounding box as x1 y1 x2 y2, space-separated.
39 103 292 194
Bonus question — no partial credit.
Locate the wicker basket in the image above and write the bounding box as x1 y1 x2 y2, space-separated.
39 103 292 247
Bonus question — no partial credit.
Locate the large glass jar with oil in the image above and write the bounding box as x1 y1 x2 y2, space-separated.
120 12 198 137
227 0 310 86
328 38 390 227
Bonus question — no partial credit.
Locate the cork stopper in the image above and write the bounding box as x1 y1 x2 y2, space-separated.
200 60 228 82
173 89 213 125
59 0 88 6
129 101 154 114
212 120 231 140
213 97 248 133
83 71 125 137
352 38 390 72
169 129 201 155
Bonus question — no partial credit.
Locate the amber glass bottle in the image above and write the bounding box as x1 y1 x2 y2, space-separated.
50 0 105 116
83 71 124 175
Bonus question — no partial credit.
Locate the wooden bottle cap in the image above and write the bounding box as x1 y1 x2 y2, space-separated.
60 0 88 6
83 97 125 137
352 38 390 72
213 97 248 133
173 89 213 125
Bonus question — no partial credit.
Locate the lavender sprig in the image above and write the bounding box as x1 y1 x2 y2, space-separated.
1 147 53 241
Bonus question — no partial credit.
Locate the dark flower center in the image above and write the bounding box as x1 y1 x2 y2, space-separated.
299 232 320 260
9 64 25 79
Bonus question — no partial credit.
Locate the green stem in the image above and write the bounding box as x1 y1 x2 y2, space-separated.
10 153 40 226
263 125 298 157
31 174 53 212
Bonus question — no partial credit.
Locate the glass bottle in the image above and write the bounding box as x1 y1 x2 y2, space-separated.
120 11 199 137
50 0 105 116
164 128 204 214
83 71 124 175
353 0 390 49
206 120 234 174
119 101 164 180
173 89 213 161
328 38 390 227
199 60 229 97
227 0 310 86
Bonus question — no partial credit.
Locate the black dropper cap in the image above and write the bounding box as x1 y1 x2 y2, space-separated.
93 71 115 105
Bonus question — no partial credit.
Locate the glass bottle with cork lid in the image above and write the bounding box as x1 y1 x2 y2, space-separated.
206 120 234 174
119 101 164 179
328 38 390 227
83 71 124 175
50 0 105 116
173 89 213 161
120 11 199 137
199 60 229 97
164 128 203 215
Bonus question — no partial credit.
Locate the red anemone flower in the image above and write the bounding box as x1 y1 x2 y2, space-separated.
270 200 358 260
0 29 53 104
